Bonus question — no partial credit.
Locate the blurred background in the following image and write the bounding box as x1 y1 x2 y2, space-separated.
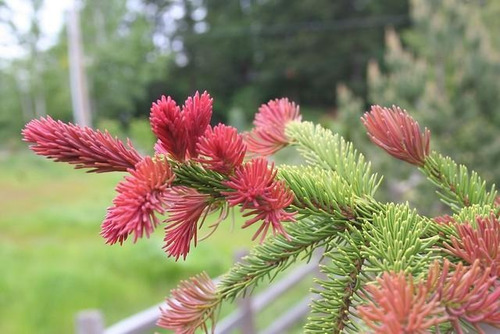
1 0 499 333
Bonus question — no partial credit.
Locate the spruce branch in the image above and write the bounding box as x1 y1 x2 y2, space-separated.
422 152 497 212
306 228 365 334
278 165 386 223
452 204 498 224
23 91 500 333
285 121 381 196
278 165 357 219
361 204 439 276
171 161 228 197
217 216 347 301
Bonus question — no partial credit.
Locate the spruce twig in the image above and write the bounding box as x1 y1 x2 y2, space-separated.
422 152 497 212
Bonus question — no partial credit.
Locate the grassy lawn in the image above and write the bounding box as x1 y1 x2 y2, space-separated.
0 152 312 333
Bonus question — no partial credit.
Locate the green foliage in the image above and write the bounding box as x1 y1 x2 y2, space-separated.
285 121 381 196
0 0 170 148
96 118 124 138
332 84 366 145
361 204 438 276
332 0 500 217
172 162 228 196
278 165 356 219
41 43 73 122
218 216 344 301
0 0 410 145
0 68 24 145
307 228 364 333
423 152 497 212
454 204 497 224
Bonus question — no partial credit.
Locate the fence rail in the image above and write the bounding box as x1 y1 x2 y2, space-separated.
76 250 321 334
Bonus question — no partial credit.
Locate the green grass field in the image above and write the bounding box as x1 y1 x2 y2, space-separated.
0 152 251 333
0 152 310 333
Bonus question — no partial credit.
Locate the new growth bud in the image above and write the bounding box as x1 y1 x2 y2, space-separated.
362 105 430 166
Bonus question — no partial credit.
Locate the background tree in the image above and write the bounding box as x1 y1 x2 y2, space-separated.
365 0 500 187
144 0 410 124
0 0 169 148
0 0 49 145
80 0 169 130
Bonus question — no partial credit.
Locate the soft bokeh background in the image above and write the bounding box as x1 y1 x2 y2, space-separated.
1 0 499 333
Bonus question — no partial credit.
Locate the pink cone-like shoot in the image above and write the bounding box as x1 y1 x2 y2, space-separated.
223 158 295 242
195 124 247 174
427 259 500 328
183 91 214 157
359 271 447 334
433 214 456 225
158 272 219 334
150 91 213 161
150 95 187 161
163 186 212 260
362 105 430 166
245 98 301 156
22 116 142 173
100 157 174 244
445 214 500 276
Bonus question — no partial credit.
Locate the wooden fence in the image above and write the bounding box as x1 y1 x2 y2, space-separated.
75 250 321 334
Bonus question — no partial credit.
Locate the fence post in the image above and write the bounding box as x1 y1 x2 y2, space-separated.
235 249 256 334
75 310 105 334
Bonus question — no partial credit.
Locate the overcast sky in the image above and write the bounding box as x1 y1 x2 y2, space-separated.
0 0 74 59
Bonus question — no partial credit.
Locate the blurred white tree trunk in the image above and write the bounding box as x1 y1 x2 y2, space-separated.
67 4 92 127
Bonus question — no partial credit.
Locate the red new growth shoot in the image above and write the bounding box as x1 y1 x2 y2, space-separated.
22 116 142 173
362 105 430 166
158 272 219 334
100 157 174 244
246 98 301 156
223 158 295 242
